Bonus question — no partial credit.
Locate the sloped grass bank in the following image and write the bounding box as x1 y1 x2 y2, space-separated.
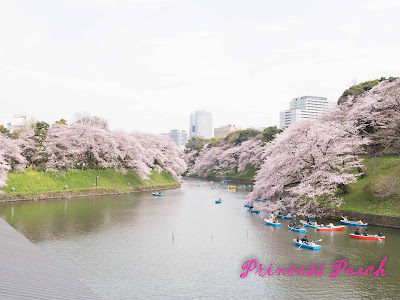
0 169 180 202
338 156 400 217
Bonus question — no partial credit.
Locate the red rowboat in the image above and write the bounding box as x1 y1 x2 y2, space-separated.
317 225 345 231
350 234 385 241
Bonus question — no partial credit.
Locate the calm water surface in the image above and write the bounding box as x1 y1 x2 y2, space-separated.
1 178 399 299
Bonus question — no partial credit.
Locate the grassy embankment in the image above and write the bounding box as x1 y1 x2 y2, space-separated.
0 168 179 201
336 156 400 217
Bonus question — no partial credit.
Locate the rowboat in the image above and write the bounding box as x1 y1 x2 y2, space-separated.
308 216 316 220
264 219 281 227
215 200 222 204
300 220 319 228
288 226 306 233
350 234 385 241
317 225 345 231
294 239 321 250
228 189 236 192
277 215 283 218
340 220 368 227
152 193 163 196
211 187 218 189
248 209 260 214
283 215 294 219
244 204 252 208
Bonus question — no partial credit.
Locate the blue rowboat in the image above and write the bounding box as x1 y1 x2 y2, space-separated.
244 204 252 208
277 215 283 218
211 187 218 189
264 220 281 227
255 199 262 202
340 220 368 227
288 226 306 233
248 209 260 214
152 193 163 196
215 200 222 204
300 220 318 228
294 239 321 250
283 216 293 219
308 216 316 220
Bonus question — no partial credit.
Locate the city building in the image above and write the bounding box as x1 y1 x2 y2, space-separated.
214 124 242 139
279 96 332 129
189 110 213 139
161 129 188 148
0 114 26 132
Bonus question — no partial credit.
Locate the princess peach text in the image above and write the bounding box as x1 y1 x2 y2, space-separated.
240 257 387 278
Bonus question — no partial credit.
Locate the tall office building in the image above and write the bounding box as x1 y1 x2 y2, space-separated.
189 110 213 139
214 124 242 139
279 96 331 129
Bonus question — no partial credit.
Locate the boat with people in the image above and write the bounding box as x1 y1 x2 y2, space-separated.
152 193 163 196
300 220 319 228
211 187 218 189
293 239 321 250
288 225 306 233
317 224 345 231
244 204 252 208
264 219 281 227
283 214 294 219
350 234 385 241
248 209 260 213
215 200 222 204
340 220 368 226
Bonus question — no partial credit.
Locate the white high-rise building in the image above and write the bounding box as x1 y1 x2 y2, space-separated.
161 129 188 148
279 96 331 129
189 110 213 139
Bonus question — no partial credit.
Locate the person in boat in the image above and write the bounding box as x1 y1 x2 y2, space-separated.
355 228 360 235
320 223 325 228
356 220 363 225
307 218 311 224
363 229 368 236
296 237 299 242
312 221 318 227
378 230 382 237
286 213 292 218
361 219 365 224
341 215 348 222
158 192 162 195
327 223 334 228
310 240 316 247
295 224 302 229
301 236 308 244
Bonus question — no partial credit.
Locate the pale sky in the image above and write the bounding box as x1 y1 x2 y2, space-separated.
1 0 399 133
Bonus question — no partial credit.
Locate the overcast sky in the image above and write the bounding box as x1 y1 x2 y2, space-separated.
1 0 399 133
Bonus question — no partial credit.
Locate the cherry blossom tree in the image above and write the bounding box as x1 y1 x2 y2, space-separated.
247 111 368 215
0 133 27 190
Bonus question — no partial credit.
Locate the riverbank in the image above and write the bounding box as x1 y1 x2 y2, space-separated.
0 169 181 203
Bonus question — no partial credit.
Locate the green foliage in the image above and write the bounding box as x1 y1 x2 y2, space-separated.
339 80 380 101
0 124 8 135
185 136 209 152
224 129 260 145
55 119 67 125
338 77 398 103
260 126 282 142
1 168 176 194
33 121 50 169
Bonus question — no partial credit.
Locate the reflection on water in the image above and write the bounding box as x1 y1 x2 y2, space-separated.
0 179 399 299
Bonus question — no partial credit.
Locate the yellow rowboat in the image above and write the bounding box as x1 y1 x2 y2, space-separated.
227 185 236 188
